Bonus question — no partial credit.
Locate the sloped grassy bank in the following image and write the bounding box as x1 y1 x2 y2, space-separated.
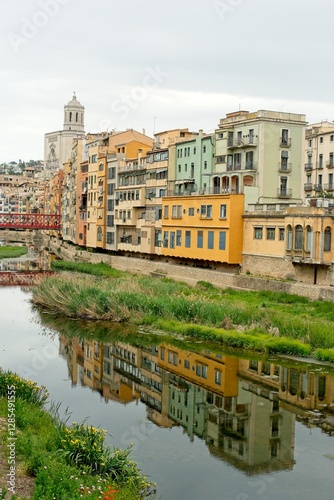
32 261 334 362
0 246 28 260
0 370 153 500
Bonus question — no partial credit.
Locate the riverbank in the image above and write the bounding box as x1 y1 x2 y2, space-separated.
0 246 28 259
0 369 153 500
32 261 334 363
43 235 334 302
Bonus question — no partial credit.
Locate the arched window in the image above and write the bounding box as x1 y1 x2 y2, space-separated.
69 112 72 122
286 225 292 250
306 225 312 252
97 226 103 242
324 227 331 251
76 112 78 122
295 225 303 250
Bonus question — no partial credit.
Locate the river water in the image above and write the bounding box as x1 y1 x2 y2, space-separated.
1 247 334 500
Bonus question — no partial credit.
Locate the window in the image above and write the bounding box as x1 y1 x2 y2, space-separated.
178 164 181 173
279 228 285 241
220 204 227 218
324 227 331 251
219 231 226 250
193 147 196 154
294 225 303 250
254 227 263 239
197 230 203 248
170 231 175 249
204 161 207 169
320 136 324 143
200 204 212 218
176 230 182 246
196 364 207 379
319 154 323 167
208 231 214 249
185 230 191 248
163 205 169 218
160 347 165 360
154 229 162 247
91 154 97 163
184 359 190 369
203 145 206 153
215 370 222 385
309 139 312 147
106 232 114 244
172 205 182 218
331 135 334 142
305 226 312 252
163 231 169 248
287 225 293 250
188 207 194 216
267 227 275 240
281 129 289 146
97 227 103 242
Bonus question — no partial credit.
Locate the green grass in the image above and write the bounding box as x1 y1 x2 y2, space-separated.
51 260 123 278
0 245 28 259
32 262 334 357
0 370 154 499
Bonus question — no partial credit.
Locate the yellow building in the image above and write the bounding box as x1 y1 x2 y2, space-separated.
243 204 334 284
160 193 244 264
158 344 239 398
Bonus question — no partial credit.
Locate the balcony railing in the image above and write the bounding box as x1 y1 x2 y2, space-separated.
304 182 313 191
227 138 257 148
280 138 291 147
278 162 292 173
277 188 292 198
304 163 313 171
314 184 323 191
324 183 334 191
326 161 334 169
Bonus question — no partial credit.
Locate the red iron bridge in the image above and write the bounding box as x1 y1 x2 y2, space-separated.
0 271 55 286
0 213 60 230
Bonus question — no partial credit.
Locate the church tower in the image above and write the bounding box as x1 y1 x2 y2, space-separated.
63 92 85 132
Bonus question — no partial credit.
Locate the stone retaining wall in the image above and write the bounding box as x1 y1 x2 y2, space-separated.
44 236 334 302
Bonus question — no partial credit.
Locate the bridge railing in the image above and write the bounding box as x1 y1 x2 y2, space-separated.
0 213 60 230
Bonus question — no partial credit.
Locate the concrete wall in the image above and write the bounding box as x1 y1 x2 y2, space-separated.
44 235 334 302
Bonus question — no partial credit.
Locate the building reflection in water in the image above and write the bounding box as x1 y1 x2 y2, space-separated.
59 335 334 475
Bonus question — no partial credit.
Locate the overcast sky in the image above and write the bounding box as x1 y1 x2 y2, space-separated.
1 0 334 163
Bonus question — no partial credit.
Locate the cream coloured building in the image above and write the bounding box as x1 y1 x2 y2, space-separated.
44 93 85 174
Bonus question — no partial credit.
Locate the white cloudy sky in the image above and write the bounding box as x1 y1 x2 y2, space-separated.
1 0 334 162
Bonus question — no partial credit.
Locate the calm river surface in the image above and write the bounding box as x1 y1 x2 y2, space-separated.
1 253 334 499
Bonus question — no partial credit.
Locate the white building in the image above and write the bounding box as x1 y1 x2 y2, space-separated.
44 93 85 174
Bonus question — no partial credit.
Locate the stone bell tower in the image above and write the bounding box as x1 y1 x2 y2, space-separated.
63 92 85 132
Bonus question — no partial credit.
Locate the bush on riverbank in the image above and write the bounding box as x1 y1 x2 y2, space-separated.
0 369 153 499
0 245 28 259
32 266 334 355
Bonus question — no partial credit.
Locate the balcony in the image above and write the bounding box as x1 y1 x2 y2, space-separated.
314 184 323 192
277 188 292 198
304 163 313 171
280 138 291 147
324 183 334 191
304 182 313 191
326 161 334 169
227 138 257 148
278 162 292 173
244 161 256 170
316 162 324 169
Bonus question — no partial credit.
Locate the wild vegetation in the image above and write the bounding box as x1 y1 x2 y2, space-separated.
31 262 334 361
0 246 28 260
0 369 153 499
